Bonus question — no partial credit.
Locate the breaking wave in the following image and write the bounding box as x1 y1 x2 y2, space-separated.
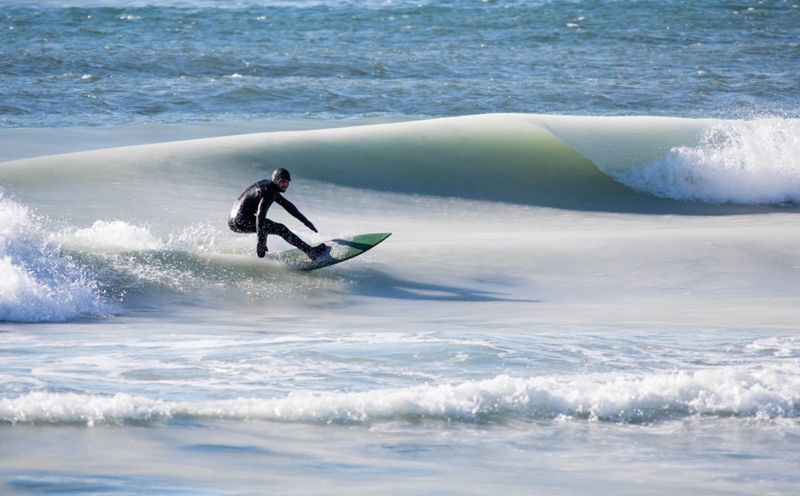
3 366 798 426
4 114 800 210
0 195 118 322
613 118 800 204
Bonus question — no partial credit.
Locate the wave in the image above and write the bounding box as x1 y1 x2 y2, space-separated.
3 366 798 426
61 220 166 252
3 114 799 211
612 118 800 204
0 193 341 322
0 195 118 322
2 113 799 321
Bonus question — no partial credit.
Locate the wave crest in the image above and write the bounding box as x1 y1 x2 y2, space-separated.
4 367 798 426
612 119 800 204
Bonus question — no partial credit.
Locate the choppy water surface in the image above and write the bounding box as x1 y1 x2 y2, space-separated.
2 0 799 127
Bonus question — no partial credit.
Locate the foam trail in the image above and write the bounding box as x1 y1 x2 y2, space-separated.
3 366 798 426
612 119 800 204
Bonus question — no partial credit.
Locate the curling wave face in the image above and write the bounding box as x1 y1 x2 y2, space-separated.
3 114 799 210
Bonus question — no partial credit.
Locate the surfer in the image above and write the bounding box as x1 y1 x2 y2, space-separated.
228 168 327 259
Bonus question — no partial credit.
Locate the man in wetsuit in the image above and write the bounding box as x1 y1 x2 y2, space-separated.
228 168 327 259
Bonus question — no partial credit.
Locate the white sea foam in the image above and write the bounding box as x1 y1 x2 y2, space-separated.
0 391 171 427
59 220 165 252
3 366 798 426
612 119 800 204
0 196 117 322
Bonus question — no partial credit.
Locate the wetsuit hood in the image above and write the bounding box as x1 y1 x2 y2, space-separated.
272 168 291 183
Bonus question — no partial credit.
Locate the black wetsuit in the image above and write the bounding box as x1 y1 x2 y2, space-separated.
228 180 316 253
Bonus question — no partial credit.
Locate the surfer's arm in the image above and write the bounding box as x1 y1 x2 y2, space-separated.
276 194 318 232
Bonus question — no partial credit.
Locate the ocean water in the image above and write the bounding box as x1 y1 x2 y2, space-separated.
2 1 800 495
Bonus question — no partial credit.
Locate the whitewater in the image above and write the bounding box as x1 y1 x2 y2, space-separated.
3 0 800 494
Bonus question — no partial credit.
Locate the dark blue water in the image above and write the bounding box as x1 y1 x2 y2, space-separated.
2 0 799 127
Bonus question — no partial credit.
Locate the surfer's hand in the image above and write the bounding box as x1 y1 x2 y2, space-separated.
305 221 318 233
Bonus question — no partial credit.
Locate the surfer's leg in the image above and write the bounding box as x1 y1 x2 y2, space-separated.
260 219 327 260
265 220 313 253
228 213 256 233
229 202 270 258
255 198 270 258
264 221 327 259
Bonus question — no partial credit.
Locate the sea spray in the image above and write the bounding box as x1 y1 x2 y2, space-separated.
63 220 165 252
612 119 800 204
50 216 333 302
0 195 116 322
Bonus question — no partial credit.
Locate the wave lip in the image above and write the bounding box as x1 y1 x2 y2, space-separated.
4 367 797 426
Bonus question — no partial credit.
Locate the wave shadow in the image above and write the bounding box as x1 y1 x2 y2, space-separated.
347 269 539 303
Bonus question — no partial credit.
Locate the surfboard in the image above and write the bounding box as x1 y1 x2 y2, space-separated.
273 232 391 271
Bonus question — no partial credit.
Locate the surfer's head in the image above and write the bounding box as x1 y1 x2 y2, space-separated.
272 168 291 192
